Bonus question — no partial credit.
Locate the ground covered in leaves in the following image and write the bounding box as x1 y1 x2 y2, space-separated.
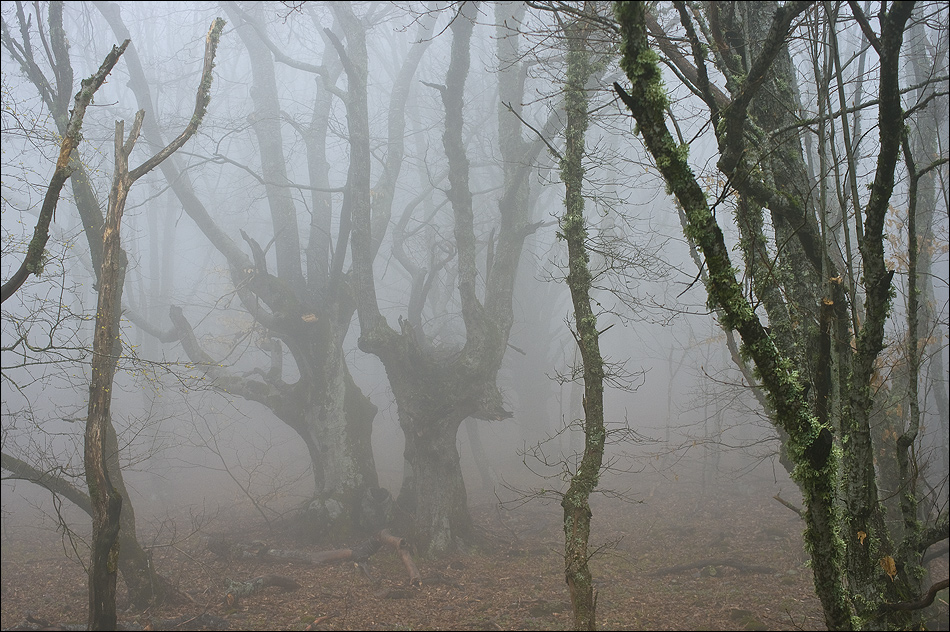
1 474 946 631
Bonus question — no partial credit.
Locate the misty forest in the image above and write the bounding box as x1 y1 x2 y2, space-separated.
1 1 948 630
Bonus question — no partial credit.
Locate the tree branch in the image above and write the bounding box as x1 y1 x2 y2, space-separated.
167 305 289 408
879 578 950 612
1 451 92 516
128 18 225 181
1 40 129 304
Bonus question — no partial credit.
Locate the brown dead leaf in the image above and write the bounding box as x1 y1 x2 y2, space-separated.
880 555 898 580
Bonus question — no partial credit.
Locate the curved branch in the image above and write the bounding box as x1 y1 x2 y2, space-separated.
879 578 950 612
1 39 129 304
128 18 225 182
1 451 92 516
168 305 289 408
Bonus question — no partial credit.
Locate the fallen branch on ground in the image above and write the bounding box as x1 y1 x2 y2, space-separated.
225 574 300 606
376 529 422 586
649 558 775 576
207 529 422 587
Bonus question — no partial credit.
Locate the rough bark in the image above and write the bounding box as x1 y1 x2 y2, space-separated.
619 1 931 628
342 1 511 555
85 117 138 630
96 1 387 537
838 4 915 621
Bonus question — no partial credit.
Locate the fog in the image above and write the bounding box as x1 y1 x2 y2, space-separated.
2 1 948 629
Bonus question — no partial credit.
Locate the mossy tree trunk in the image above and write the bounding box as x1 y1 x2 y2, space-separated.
616 1 926 628
558 10 607 630
836 4 915 623
613 2 853 628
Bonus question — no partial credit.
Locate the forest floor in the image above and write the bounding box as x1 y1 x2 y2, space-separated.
2 472 947 631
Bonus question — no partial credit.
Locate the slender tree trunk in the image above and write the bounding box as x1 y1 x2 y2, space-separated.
85 113 141 631
560 11 606 630
83 20 223 625
839 5 914 622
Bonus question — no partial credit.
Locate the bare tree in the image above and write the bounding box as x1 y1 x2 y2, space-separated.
0 0 194 610
83 17 223 629
342 1 561 554
90 1 382 537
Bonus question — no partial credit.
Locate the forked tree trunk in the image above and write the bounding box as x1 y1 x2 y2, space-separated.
615 1 918 628
101 0 385 538
343 1 545 554
83 21 223 628
613 3 853 628
85 180 126 628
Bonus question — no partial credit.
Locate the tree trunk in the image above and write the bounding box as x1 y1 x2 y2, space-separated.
100 1 384 537
84 112 143 632
907 7 950 501
397 408 473 555
343 1 545 554
83 20 223 625
559 11 606 630
377 335 504 554
838 4 914 622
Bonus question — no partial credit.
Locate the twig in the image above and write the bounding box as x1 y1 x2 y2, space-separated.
773 493 804 519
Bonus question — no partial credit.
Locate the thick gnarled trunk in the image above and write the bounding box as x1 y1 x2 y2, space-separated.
397 410 473 555
100 1 383 539
374 332 503 554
